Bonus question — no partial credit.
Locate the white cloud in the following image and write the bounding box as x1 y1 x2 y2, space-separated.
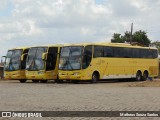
0 0 160 57
0 0 8 10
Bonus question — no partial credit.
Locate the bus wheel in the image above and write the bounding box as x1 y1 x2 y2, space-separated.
40 80 48 83
19 79 27 83
91 72 99 83
136 71 142 81
142 71 148 81
32 80 39 83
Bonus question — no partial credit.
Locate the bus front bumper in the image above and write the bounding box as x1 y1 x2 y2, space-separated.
4 71 26 80
58 71 91 80
59 74 81 80
25 71 57 80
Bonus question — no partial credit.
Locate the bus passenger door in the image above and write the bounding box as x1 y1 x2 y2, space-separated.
82 45 93 80
46 47 58 80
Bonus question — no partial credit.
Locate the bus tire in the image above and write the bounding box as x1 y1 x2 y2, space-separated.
142 71 148 81
40 80 48 83
32 80 39 83
19 79 27 83
136 71 142 81
91 72 99 83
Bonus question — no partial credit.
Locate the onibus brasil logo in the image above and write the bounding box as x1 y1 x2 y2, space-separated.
2 112 42 118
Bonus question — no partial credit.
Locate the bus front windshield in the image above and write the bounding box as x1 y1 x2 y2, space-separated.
4 50 22 71
59 46 83 70
26 47 47 71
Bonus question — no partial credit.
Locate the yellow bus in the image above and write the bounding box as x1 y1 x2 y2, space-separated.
25 45 62 83
58 43 159 83
3 47 30 83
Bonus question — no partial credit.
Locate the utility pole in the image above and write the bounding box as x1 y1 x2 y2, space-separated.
130 23 133 44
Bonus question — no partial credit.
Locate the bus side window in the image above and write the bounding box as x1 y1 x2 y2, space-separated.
140 49 147 58
113 47 122 57
82 46 92 69
104 47 113 57
153 50 158 58
46 47 58 71
124 48 132 58
132 48 140 58
94 46 104 57
148 49 153 58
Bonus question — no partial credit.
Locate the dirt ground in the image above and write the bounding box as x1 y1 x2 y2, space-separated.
0 79 160 120
124 79 160 87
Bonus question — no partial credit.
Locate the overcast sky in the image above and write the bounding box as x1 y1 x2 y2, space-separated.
0 0 160 56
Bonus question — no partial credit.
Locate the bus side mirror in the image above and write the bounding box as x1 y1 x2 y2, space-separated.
1 56 6 64
42 53 47 60
21 54 27 61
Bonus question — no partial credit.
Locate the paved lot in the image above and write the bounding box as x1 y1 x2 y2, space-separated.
0 80 160 120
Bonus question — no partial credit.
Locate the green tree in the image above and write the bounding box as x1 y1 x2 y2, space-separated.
111 30 151 46
123 31 131 42
111 33 124 43
132 30 151 46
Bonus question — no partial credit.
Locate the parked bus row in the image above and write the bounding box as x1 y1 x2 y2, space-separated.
1 42 159 83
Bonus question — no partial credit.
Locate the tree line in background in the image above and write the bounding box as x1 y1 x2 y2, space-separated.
111 30 151 46
111 30 160 53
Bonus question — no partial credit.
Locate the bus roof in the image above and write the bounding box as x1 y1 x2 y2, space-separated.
62 42 157 49
30 44 63 48
9 46 30 50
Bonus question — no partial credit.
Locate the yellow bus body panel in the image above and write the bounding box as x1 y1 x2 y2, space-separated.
26 70 58 80
59 58 158 80
4 70 26 80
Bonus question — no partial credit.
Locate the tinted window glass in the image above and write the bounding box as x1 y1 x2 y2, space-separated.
94 46 104 57
104 47 114 57
140 49 148 58
113 47 123 57
46 47 58 71
153 49 158 58
132 49 140 58
82 46 92 69
91 45 157 59
124 48 132 58
147 49 153 58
